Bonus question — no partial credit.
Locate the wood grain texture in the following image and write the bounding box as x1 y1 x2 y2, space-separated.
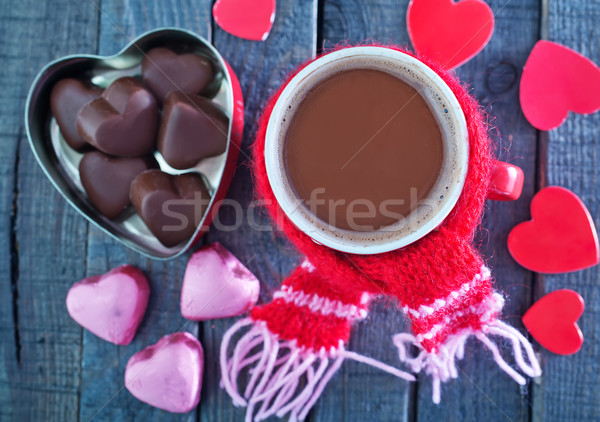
0 1 23 417
0 0 98 421
417 1 542 421
313 1 412 421
535 1 600 421
202 1 318 420
2 0 600 421
78 1 211 422
320 0 409 51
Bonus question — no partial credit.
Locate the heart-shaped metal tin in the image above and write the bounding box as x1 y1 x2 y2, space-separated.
25 28 244 259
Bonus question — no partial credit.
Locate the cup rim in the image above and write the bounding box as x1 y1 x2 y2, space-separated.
264 46 469 255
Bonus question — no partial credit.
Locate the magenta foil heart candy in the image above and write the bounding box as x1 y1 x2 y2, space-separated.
181 242 260 320
65 265 150 345
125 332 204 413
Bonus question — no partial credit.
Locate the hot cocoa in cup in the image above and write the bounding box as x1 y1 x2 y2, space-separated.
264 47 469 254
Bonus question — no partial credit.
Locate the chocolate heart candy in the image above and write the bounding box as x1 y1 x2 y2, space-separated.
130 170 211 247
79 151 157 220
50 78 102 150
76 77 159 157
158 91 229 170
142 47 215 103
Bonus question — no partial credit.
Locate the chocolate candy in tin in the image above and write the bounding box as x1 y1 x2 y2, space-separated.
142 47 215 104
79 151 158 220
25 28 240 259
158 91 229 170
50 78 103 151
130 169 211 247
76 77 159 157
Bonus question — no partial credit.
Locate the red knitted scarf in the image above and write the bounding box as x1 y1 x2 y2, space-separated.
221 45 540 421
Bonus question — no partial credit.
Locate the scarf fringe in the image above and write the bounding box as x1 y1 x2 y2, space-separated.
393 319 542 404
221 317 415 422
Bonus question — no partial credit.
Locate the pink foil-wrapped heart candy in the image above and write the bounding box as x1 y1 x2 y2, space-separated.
181 242 260 320
125 332 204 413
66 265 150 345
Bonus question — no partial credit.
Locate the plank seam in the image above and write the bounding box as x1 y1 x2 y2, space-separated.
78 4 102 420
316 0 325 54
530 1 549 421
94 0 103 57
10 131 21 367
408 376 419 422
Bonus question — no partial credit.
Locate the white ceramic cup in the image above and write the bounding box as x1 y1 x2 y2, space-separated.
264 46 469 255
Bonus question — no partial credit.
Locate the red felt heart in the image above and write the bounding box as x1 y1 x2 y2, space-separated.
523 289 584 355
407 0 494 70
508 186 599 273
213 0 276 41
520 40 600 130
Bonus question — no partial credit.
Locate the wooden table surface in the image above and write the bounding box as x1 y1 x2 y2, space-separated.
1 0 599 421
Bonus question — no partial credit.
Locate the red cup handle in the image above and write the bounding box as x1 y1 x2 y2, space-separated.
488 161 524 201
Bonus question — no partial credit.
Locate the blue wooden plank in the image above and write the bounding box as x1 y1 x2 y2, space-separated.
320 0 409 49
0 0 98 420
4 1 597 421
0 2 23 415
534 1 600 420
80 229 200 422
317 0 542 421
416 1 542 421
312 1 413 421
201 1 318 420
77 2 211 422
